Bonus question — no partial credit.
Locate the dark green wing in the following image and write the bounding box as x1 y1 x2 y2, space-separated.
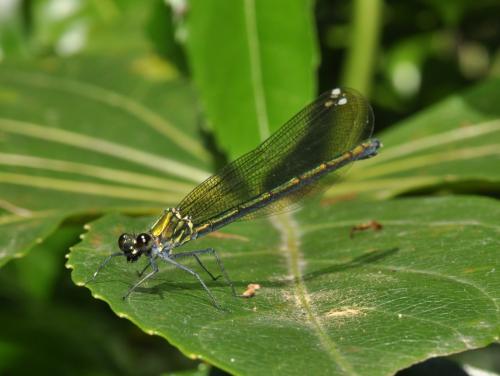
178 87 374 226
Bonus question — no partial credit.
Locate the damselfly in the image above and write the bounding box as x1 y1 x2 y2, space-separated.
88 87 382 308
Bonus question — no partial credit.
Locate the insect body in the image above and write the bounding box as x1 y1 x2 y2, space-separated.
88 87 382 308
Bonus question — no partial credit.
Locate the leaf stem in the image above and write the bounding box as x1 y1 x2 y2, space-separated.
341 0 383 96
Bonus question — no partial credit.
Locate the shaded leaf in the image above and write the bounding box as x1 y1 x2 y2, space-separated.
0 212 65 267
68 196 500 376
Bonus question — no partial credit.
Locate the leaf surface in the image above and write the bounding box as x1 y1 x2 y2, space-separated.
68 196 500 376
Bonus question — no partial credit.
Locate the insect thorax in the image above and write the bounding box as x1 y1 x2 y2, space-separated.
150 208 194 248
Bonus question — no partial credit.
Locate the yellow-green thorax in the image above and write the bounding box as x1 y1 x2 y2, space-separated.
150 208 195 249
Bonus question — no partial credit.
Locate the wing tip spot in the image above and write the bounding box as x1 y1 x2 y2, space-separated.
338 97 348 106
331 88 342 98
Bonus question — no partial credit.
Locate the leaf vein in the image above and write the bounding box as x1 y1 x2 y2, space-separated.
0 118 209 183
367 119 500 166
373 265 499 313
369 306 473 349
3 71 209 161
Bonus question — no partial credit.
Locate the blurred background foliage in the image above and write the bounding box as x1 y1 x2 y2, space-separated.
0 0 499 375
2 0 499 127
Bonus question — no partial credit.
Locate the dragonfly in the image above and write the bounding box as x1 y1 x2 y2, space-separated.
87 87 382 308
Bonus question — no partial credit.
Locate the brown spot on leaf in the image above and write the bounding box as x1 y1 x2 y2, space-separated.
350 220 383 238
320 192 357 206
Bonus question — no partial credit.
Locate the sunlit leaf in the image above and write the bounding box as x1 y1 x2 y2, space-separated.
185 0 318 159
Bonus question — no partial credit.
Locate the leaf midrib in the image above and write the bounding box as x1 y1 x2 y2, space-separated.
272 213 358 375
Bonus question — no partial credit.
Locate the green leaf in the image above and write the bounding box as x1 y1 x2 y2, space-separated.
0 213 65 268
68 196 500 376
0 56 210 266
185 0 318 159
328 79 500 200
5 0 168 58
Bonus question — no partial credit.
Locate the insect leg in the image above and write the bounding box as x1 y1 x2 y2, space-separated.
123 256 159 300
171 249 219 280
159 253 221 309
86 252 122 284
171 248 236 297
136 256 157 277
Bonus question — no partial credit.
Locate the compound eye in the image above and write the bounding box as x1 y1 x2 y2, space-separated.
118 233 135 254
136 233 152 251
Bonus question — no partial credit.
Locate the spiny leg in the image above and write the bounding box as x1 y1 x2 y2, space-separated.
86 252 122 284
123 256 159 300
171 248 237 297
160 253 221 309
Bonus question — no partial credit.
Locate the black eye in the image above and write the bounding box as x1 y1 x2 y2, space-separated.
136 233 152 251
118 233 135 253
